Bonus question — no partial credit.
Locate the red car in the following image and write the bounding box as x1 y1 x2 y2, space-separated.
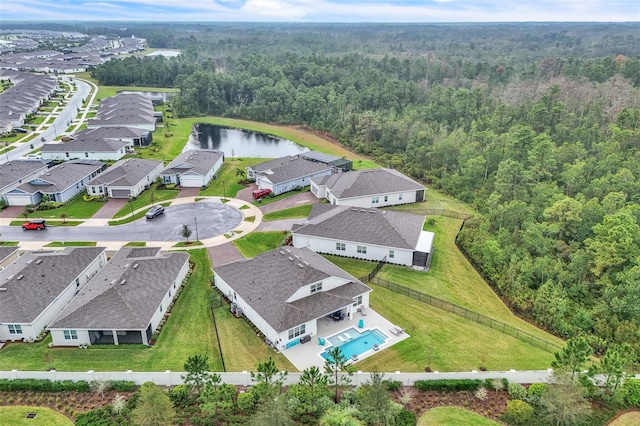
252 188 272 199
22 219 47 230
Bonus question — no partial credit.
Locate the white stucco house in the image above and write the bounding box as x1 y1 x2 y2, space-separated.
0 247 107 343
48 247 190 346
160 149 224 188
85 158 164 199
247 155 333 195
311 168 426 208
214 246 371 351
3 160 104 206
292 204 435 268
41 127 151 161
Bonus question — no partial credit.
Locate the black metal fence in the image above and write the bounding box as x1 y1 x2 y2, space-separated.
399 208 473 220
359 256 386 283
367 276 562 354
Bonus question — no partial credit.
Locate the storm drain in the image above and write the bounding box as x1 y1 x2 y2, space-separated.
25 412 38 419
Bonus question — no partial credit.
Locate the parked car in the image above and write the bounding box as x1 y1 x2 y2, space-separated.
252 188 272 199
22 219 47 230
145 205 165 219
24 154 42 160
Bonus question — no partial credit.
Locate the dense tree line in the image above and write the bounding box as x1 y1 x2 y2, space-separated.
91 24 640 364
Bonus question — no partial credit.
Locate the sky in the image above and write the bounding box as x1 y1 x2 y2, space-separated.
0 0 638 22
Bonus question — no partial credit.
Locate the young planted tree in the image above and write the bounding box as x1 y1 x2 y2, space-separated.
323 346 353 403
319 407 364 426
250 357 287 401
597 348 627 397
288 366 331 420
551 336 593 382
132 382 176 426
181 224 192 243
182 354 217 397
355 372 400 426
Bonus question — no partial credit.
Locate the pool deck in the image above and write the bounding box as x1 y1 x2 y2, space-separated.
283 308 410 371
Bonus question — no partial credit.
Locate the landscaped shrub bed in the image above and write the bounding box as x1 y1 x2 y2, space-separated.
0 379 91 392
414 378 486 391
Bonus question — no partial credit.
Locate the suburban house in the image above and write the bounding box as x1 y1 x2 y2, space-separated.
0 159 50 203
0 72 57 135
300 151 353 172
41 126 151 161
48 247 190 346
0 246 19 269
292 204 435 268
214 246 371 351
85 158 163 199
159 149 224 188
310 168 426 207
247 155 333 195
4 160 104 206
87 93 158 132
0 247 107 343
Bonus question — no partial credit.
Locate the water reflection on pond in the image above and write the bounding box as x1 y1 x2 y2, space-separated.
185 123 308 158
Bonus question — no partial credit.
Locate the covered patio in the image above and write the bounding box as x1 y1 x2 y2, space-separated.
283 307 410 371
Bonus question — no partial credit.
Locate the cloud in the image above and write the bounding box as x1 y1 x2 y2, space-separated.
0 0 637 21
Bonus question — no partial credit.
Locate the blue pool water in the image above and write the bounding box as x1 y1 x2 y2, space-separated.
321 328 388 361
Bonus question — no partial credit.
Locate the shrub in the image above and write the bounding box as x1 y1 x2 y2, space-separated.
624 378 640 407
168 384 191 408
237 391 257 414
507 382 527 400
414 379 483 392
475 386 488 400
111 381 137 392
38 201 66 210
384 380 403 392
0 378 90 392
503 400 533 425
394 409 417 426
526 382 549 406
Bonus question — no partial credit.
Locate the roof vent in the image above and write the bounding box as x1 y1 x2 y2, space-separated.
120 279 127 285
279 250 286 255
303 261 310 266
111 279 117 285
36 259 42 264
133 263 139 269
27 259 33 264
0 288 7 291
16 274 24 280
297 263 305 269
288 256 295 261
124 263 130 268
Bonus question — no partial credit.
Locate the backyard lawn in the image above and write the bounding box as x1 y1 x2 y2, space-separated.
417 407 501 426
232 231 286 258
0 407 73 426
263 204 313 221
199 158 267 197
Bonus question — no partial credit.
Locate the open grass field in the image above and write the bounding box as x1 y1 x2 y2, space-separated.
0 406 73 426
375 215 563 345
263 204 313 221
417 407 501 426
199 158 267 197
609 411 640 426
233 231 285 258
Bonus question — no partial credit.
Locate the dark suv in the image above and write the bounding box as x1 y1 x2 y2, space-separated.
145 205 165 219
22 219 47 230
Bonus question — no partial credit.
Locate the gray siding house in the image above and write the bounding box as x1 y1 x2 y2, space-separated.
248 155 333 195
42 127 151 161
0 159 50 203
160 149 224 188
49 247 190 346
86 158 164 199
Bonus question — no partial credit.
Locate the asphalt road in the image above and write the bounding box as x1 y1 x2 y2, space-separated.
0 202 243 242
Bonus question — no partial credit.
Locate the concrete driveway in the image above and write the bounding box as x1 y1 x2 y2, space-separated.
91 199 128 219
259 191 319 214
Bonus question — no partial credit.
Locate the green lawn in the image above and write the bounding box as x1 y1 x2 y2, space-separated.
417 407 501 426
0 241 19 246
232 231 286 258
323 255 378 280
33 197 105 219
199 158 267 197
0 407 73 426
44 242 97 247
109 202 172 226
113 187 179 218
0 145 17 154
375 215 563 345
263 204 313 221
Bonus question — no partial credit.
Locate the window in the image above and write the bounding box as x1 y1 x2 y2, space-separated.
288 324 306 340
389 250 395 259
353 295 363 307
357 245 367 254
384 195 388 202
85 152 89 158
8 325 22 334
310 282 323 294
398 193 403 201
160 304 163 312
336 242 346 251
65 152 69 158
63 330 78 340
372 196 379 204
169 290 172 297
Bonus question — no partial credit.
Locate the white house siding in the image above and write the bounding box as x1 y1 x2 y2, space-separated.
148 260 189 334
178 173 205 188
0 323 35 342
50 329 91 346
286 276 351 303
108 163 163 198
276 319 317 351
260 170 333 196
332 190 418 208
292 234 414 267
310 181 324 198
214 275 280 345
4 192 36 206
42 149 127 162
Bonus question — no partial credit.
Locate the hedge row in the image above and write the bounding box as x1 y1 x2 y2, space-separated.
414 379 486 391
0 379 136 392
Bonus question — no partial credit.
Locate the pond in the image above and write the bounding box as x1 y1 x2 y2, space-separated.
184 123 309 158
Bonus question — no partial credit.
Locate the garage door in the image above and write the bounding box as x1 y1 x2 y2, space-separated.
110 189 131 198
5 194 35 206
179 175 203 187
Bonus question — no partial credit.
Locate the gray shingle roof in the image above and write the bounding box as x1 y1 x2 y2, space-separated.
87 158 162 187
255 156 332 185
42 127 146 153
160 149 223 177
293 204 426 249
0 247 17 263
214 247 370 332
0 160 49 191
312 168 425 199
89 93 156 128
15 160 104 195
49 247 190 330
0 247 106 324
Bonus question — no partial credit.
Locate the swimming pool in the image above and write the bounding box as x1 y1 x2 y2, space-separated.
321 327 388 361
